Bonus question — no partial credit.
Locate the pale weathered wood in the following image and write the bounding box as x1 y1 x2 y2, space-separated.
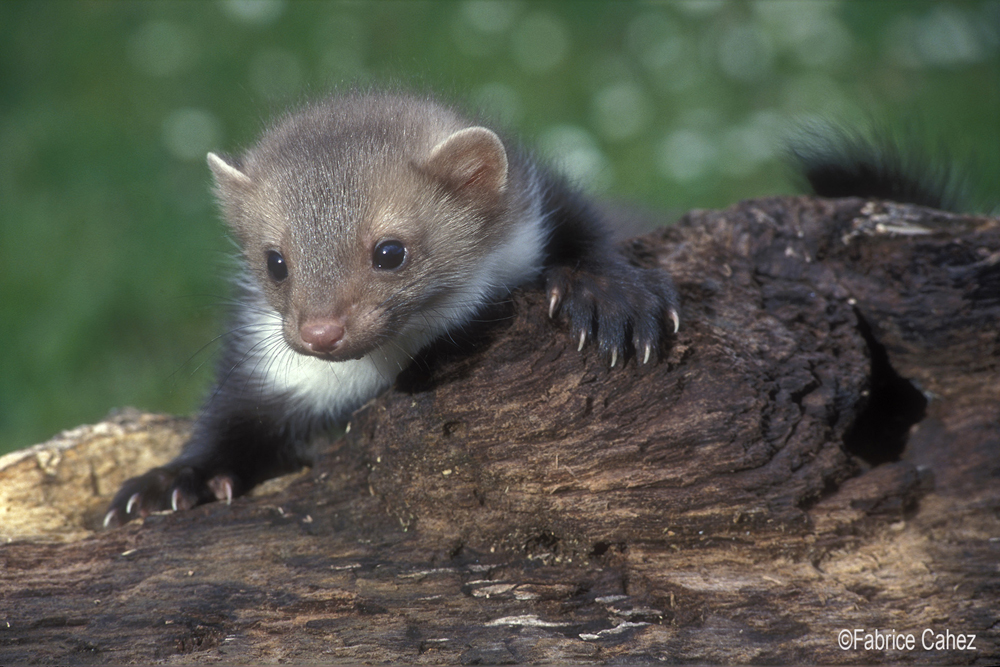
1 196 997 664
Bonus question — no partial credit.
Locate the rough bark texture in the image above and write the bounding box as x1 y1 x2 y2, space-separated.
1 196 997 665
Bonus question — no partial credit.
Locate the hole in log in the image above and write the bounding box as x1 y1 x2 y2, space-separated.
524 530 559 554
589 541 627 558
844 312 927 465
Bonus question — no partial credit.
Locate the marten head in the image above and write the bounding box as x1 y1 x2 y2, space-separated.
208 92 544 362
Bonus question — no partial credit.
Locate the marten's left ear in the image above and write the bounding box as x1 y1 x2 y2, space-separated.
423 127 509 201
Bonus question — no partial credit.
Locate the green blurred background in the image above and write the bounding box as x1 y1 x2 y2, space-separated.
1 0 997 456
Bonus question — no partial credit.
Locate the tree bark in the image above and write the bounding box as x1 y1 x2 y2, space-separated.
2 196 997 664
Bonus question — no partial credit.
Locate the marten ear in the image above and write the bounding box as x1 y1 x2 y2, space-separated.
208 152 255 242
423 127 509 200
207 152 252 190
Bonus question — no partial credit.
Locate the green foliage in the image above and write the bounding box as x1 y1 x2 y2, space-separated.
1 0 997 454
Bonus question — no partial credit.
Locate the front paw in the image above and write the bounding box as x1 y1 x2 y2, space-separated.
544 258 679 366
103 465 238 528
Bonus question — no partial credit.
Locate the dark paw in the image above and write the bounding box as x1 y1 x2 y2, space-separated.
103 464 239 528
544 257 679 366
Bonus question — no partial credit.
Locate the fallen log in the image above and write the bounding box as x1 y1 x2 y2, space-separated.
1 196 997 664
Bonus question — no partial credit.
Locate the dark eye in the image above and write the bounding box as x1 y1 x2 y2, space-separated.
266 250 288 282
373 240 406 271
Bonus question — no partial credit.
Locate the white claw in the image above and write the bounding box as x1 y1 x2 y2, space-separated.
210 476 234 504
610 348 618 368
103 509 117 529
548 292 559 318
643 343 652 365
126 492 140 516
669 309 680 334
578 329 587 352
171 488 181 512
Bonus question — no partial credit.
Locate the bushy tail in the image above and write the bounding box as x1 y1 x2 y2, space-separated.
789 122 977 213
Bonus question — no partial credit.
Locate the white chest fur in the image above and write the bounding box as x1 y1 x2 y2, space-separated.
235 305 414 420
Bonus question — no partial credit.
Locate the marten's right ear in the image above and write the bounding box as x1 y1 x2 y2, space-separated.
423 127 509 202
208 152 255 243
207 152 252 190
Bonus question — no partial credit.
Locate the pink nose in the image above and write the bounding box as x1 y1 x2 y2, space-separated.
299 320 346 354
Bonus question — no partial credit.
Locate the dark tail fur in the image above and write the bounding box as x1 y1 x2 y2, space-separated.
789 122 978 213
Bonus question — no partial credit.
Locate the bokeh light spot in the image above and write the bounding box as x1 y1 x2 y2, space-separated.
162 108 223 162
511 13 570 74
